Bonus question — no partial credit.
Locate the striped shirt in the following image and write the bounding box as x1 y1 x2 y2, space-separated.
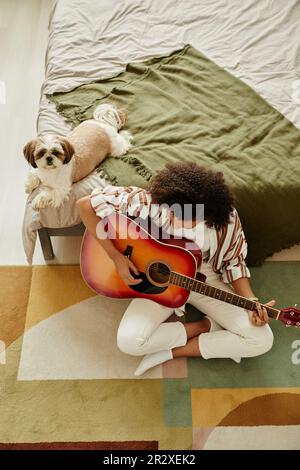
90 185 250 284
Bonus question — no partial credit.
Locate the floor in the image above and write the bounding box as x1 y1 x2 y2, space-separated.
0 0 299 266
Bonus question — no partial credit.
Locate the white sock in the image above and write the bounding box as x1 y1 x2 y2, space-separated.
134 350 173 377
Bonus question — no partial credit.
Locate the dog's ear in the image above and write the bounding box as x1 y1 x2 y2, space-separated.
58 137 75 164
116 108 127 128
23 139 38 168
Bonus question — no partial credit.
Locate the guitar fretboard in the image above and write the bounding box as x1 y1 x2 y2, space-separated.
169 271 280 319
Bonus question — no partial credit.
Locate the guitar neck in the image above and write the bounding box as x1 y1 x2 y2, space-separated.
169 271 280 319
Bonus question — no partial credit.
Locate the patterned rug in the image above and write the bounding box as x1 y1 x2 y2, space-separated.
0 263 299 449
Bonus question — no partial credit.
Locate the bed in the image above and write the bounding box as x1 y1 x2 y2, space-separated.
23 0 300 263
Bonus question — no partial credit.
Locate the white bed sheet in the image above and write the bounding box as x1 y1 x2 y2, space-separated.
39 0 300 134
23 0 300 262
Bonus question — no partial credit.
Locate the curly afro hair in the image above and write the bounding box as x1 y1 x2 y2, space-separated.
147 162 234 230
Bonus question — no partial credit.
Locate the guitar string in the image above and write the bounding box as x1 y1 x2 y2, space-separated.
149 265 241 299
148 265 281 315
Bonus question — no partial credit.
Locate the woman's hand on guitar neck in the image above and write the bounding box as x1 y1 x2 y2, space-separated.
249 300 276 327
112 253 142 285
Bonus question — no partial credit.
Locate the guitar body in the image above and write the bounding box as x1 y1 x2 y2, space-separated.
80 214 300 328
80 214 198 308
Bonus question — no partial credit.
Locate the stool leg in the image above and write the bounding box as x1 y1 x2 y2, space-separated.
38 228 54 261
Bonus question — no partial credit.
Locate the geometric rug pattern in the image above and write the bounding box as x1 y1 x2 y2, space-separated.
0 263 299 449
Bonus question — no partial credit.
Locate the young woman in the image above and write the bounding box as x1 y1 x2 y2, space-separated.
76 162 274 376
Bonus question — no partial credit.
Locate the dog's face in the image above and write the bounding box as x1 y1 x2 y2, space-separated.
23 136 75 170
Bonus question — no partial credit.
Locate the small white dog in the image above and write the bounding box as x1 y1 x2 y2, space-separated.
23 103 132 209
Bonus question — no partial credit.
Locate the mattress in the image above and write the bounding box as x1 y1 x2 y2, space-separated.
23 0 300 262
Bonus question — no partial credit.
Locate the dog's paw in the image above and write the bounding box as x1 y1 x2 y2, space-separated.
31 192 53 210
32 190 70 210
25 183 35 194
118 130 133 154
25 174 40 194
49 194 69 208
120 130 133 144
110 130 134 157
49 189 70 208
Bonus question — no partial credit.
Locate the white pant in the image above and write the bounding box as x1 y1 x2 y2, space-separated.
117 262 274 359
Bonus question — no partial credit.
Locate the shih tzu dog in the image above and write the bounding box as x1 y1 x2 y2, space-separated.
23 103 132 209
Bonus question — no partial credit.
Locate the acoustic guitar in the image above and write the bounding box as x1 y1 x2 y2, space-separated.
80 213 300 328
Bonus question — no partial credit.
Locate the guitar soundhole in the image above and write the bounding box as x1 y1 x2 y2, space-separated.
148 262 171 285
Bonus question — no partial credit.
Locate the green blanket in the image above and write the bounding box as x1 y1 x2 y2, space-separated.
49 45 300 266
